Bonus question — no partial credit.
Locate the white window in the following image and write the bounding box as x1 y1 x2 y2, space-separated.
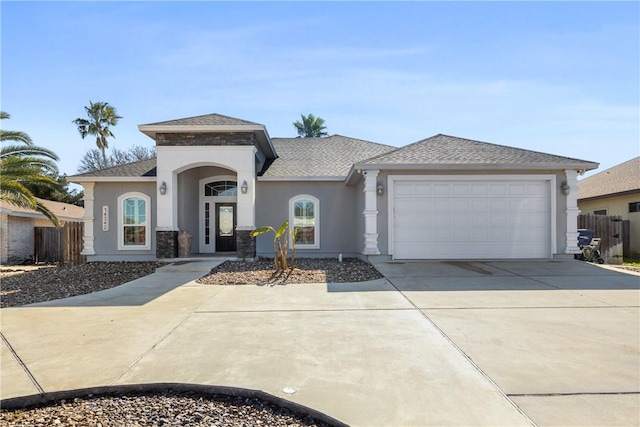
118 192 151 250
289 195 319 249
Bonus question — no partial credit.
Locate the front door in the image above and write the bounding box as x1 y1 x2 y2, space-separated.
215 203 236 252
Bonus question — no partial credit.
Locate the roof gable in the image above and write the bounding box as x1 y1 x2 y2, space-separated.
358 134 598 170
578 156 640 200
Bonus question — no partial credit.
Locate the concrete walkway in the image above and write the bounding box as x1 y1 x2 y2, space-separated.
1 260 638 426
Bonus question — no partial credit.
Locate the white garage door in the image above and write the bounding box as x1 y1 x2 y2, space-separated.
392 178 551 259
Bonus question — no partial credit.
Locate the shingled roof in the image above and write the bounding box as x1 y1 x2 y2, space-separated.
70 158 157 179
578 156 640 200
140 113 260 127
0 198 84 221
261 135 395 179
358 134 598 169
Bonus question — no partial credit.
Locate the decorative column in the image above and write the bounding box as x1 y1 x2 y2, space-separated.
156 171 178 259
235 150 257 260
362 169 380 255
80 182 96 255
564 169 581 254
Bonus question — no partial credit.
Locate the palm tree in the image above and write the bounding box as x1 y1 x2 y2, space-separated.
0 112 33 145
73 101 122 167
0 112 61 225
293 113 328 138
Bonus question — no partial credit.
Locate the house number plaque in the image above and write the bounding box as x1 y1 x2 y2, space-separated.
102 206 109 231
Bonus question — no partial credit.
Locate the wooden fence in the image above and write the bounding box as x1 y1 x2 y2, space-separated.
34 222 85 265
577 214 628 264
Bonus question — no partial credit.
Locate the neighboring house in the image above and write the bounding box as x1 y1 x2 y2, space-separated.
578 156 640 256
69 113 598 262
0 198 84 264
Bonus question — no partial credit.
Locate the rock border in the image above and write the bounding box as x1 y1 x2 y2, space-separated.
0 383 348 427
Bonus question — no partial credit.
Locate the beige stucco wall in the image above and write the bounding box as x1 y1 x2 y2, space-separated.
579 192 640 255
0 213 58 264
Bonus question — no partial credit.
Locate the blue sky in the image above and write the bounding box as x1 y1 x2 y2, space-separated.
2 1 638 179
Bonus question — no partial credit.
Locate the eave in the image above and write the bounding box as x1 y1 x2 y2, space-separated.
578 189 640 202
68 177 157 184
345 161 600 185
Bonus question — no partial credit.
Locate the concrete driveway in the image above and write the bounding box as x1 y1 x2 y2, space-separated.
376 260 640 426
1 259 639 426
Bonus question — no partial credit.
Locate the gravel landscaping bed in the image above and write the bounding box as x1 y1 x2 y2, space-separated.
0 262 163 308
0 390 334 427
197 258 383 286
1 258 383 307
609 265 640 274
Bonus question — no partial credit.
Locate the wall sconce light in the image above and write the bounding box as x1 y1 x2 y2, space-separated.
560 181 570 196
376 182 384 195
159 181 167 195
241 180 248 194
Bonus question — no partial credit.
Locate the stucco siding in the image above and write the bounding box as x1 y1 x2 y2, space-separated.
255 181 359 257
579 192 640 255
91 182 157 261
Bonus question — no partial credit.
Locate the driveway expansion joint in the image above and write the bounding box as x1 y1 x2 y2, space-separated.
109 290 218 387
1 331 45 396
508 391 640 397
382 275 537 426
194 308 415 314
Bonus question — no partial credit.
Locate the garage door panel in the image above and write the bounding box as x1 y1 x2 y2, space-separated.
451 199 469 211
452 184 469 195
470 199 488 211
490 184 507 195
434 184 451 195
490 199 508 212
434 200 451 212
392 179 551 259
509 184 526 195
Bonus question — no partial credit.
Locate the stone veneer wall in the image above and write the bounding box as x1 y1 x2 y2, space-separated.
236 230 256 260
156 132 256 146
156 230 178 258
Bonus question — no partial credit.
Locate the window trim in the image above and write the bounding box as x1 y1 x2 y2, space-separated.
289 194 320 250
117 192 151 251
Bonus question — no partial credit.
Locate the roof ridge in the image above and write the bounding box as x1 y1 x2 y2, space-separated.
329 134 395 149
141 113 261 126
435 133 594 163
357 134 442 164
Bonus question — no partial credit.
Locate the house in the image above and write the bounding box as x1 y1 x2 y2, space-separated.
68 113 598 262
0 198 84 264
578 156 640 256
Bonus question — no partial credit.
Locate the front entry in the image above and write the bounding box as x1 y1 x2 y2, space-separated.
199 177 238 253
215 203 237 252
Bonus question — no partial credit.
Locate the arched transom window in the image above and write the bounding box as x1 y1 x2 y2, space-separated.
289 195 320 249
204 181 237 197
